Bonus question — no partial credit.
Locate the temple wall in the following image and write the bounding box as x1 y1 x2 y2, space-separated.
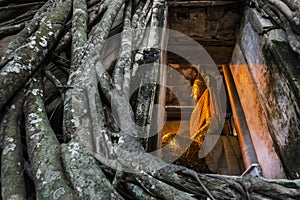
231 7 300 179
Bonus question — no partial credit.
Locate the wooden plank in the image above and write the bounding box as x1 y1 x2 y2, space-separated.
156 3 169 154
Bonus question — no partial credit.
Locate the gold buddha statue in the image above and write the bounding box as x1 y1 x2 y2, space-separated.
162 74 212 172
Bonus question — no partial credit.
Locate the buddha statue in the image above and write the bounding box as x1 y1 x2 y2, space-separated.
162 73 212 173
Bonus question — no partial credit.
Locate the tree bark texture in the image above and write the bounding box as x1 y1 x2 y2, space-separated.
0 0 71 111
0 0 67 68
1 90 26 200
24 76 75 199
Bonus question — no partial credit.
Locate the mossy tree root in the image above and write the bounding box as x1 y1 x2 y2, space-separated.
0 0 72 111
24 76 75 200
1 91 26 200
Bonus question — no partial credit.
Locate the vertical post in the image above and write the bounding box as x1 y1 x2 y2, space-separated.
222 64 260 174
144 0 166 153
153 3 169 156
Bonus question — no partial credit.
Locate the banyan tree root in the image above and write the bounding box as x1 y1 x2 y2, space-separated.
70 0 88 72
63 0 125 145
113 0 133 96
50 0 110 71
0 91 26 200
0 0 68 69
0 0 72 111
61 141 124 199
86 0 126 49
24 76 75 199
132 0 153 49
88 0 110 29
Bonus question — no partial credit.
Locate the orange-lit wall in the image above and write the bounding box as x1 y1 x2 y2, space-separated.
230 44 285 178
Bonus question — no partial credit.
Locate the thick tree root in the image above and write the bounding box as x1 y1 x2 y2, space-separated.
0 0 71 111
0 0 67 68
61 141 124 200
24 76 75 200
0 91 26 200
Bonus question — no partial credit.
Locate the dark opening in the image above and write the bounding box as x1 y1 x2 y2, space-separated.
161 2 246 175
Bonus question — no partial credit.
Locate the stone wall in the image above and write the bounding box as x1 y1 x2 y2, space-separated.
168 3 242 65
169 5 241 42
231 7 300 179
